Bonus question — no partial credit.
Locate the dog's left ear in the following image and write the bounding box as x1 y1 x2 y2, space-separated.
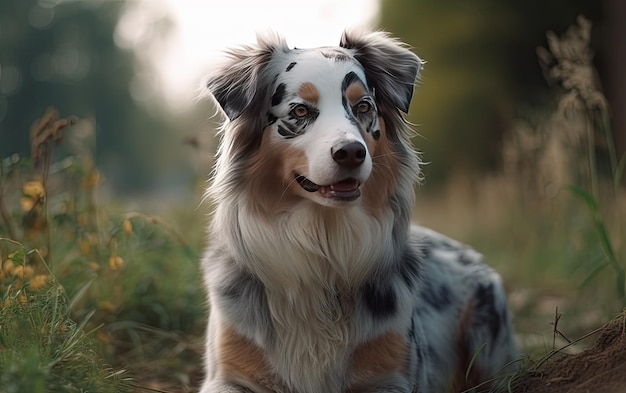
340 31 423 113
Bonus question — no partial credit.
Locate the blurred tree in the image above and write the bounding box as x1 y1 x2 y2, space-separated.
0 0 176 191
378 0 602 184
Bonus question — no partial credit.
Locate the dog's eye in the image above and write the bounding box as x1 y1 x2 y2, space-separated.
356 100 373 114
290 104 310 118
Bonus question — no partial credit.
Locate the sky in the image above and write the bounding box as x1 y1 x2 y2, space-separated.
114 0 379 111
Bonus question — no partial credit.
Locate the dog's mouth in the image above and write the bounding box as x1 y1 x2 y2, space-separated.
295 174 361 201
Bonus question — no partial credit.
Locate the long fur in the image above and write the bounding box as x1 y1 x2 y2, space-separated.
200 31 518 393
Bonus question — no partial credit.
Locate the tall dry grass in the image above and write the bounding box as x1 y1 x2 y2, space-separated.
417 16 625 353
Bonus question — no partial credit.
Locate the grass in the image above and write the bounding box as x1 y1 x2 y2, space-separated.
418 18 626 390
0 241 133 392
0 109 207 391
0 15 624 393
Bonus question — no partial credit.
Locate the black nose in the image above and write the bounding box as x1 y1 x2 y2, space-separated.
331 141 366 168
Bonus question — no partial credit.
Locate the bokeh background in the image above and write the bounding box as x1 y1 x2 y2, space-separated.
3 0 621 193
1 0 625 391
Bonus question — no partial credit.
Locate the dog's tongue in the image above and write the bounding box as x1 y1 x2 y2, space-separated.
330 179 359 191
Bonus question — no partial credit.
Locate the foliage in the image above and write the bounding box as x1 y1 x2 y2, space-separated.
0 108 205 391
0 241 132 393
507 16 625 300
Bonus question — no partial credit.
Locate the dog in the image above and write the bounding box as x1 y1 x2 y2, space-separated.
199 31 518 393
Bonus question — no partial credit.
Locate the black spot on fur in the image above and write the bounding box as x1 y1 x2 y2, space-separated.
271 83 286 107
220 269 274 342
341 71 364 125
277 124 296 139
341 72 362 101
362 280 397 319
274 104 319 139
221 271 264 300
473 283 501 342
372 129 381 140
340 32 421 113
286 62 297 72
421 281 452 310
267 113 278 125
399 249 421 290
419 244 431 259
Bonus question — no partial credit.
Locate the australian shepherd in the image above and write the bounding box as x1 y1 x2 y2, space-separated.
199 31 518 393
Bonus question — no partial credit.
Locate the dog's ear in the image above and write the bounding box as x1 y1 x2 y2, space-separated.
206 33 288 120
340 31 423 113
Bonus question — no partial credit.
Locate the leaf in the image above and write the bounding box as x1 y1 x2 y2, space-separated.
594 220 618 263
566 184 599 213
615 152 626 192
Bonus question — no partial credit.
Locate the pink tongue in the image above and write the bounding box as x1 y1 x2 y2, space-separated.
330 180 359 191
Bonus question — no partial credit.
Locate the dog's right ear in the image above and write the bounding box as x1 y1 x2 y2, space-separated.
205 33 289 121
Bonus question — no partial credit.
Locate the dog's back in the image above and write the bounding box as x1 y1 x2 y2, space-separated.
200 31 517 393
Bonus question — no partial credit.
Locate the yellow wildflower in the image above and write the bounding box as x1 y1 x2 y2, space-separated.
20 197 35 212
98 300 117 313
3 260 14 275
21 181 45 212
108 255 124 271
80 240 91 255
11 265 34 280
22 180 45 199
29 274 50 291
122 219 133 235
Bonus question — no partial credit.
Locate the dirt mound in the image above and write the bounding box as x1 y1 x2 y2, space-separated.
515 321 626 393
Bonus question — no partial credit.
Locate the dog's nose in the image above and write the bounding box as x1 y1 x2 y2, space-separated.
331 141 366 168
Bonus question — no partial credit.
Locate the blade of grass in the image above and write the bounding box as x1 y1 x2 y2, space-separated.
592 219 625 297
567 184 599 212
68 274 97 311
466 342 487 386
579 257 608 291
615 153 626 193
567 184 624 298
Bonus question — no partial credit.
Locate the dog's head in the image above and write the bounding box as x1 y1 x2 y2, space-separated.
206 31 422 212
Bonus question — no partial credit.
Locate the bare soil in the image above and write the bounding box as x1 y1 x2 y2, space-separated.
515 320 626 393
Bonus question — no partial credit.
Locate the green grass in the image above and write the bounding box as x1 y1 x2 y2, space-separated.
0 242 133 392
0 110 207 391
